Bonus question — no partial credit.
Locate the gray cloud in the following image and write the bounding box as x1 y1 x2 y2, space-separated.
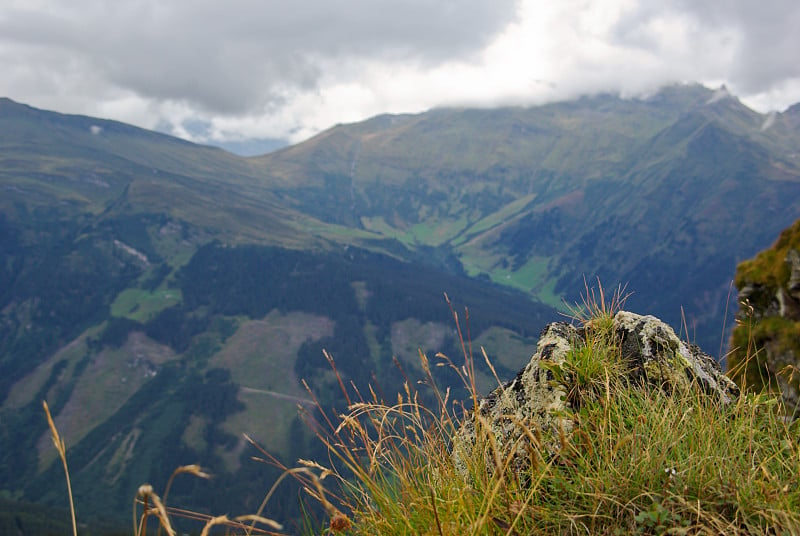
612 0 800 95
3 0 800 144
0 0 517 114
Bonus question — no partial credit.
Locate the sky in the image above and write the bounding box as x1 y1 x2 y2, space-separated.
2 0 800 149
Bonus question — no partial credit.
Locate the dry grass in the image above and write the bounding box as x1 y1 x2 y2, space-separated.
42 400 77 536
41 407 285 535
277 285 800 535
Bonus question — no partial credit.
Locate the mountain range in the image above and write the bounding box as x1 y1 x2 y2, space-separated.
1 83 800 529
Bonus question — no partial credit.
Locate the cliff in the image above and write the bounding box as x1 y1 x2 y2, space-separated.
728 218 800 413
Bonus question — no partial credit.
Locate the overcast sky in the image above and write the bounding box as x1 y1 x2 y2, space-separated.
2 0 800 147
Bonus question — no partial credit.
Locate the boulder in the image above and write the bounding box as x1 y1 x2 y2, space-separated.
729 218 800 414
452 311 739 481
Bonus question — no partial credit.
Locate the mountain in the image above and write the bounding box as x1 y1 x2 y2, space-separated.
251 84 800 348
0 97 555 528
1 83 800 528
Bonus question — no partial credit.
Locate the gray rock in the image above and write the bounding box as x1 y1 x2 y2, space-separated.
787 249 800 297
614 311 739 404
452 311 739 481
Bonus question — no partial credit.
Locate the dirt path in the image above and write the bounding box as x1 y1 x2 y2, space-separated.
239 386 315 405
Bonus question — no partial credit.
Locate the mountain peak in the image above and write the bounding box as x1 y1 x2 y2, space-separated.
785 102 800 116
707 84 733 104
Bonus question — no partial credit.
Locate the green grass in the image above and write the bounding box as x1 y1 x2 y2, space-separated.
454 193 538 245
302 217 387 242
457 242 565 310
110 288 182 322
408 217 470 246
360 215 471 247
487 257 563 309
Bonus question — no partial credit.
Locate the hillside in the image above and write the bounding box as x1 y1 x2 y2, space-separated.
2 84 800 527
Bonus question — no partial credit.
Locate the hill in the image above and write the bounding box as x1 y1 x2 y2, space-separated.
2 84 800 527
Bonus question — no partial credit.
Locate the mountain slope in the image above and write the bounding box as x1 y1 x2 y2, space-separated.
252 83 800 349
0 97 322 248
0 97 556 527
2 84 800 527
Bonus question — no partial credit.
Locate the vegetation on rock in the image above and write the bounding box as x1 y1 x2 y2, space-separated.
452 307 739 485
729 217 800 415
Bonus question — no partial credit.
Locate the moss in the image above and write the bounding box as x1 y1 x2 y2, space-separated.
730 218 800 409
754 316 800 355
735 218 800 291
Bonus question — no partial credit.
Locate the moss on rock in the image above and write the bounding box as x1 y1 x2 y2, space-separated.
729 218 800 413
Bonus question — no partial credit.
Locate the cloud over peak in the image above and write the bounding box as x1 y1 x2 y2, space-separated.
1 0 799 145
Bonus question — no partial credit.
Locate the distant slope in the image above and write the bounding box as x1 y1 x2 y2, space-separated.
0 97 315 247
2 242 552 525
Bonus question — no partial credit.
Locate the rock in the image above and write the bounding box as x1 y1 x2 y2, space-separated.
614 312 738 404
452 311 738 481
787 249 800 297
785 249 800 317
729 219 800 415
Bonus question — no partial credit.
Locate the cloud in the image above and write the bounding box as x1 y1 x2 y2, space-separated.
1 0 800 145
0 0 516 115
610 0 800 107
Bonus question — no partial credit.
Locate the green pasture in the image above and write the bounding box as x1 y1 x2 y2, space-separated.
110 288 182 322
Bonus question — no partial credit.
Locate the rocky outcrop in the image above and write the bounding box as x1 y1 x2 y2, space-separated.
453 311 739 480
729 218 800 414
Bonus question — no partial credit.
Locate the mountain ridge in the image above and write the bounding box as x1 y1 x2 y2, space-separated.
244 83 800 344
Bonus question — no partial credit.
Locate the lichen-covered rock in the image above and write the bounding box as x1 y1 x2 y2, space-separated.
729 219 800 414
452 311 738 481
614 311 738 404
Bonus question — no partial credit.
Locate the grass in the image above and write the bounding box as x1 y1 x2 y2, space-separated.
110 288 183 323
454 193 539 245
487 256 563 308
279 287 800 535
42 286 800 534
42 401 77 536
